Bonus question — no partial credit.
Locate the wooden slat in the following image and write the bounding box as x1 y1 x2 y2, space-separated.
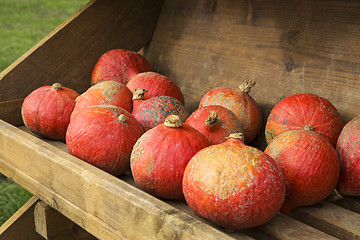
34 201 97 240
0 120 238 240
0 0 164 102
288 202 360 239
0 99 23 126
0 196 42 240
334 197 360 214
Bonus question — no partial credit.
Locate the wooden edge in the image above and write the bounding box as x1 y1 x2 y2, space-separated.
0 120 236 240
0 196 42 240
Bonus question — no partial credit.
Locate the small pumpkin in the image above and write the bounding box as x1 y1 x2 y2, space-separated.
265 93 343 146
71 80 133 118
199 79 262 143
66 105 144 176
183 133 285 230
21 83 79 141
185 105 242 145
132 95 189 131
264 129 340 214
130 115 210 199
336 116 360 196
91 49 152 85
126 72 185 104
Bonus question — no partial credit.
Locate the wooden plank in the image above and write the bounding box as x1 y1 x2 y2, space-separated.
288 202 360 240
0 0 164 102
0 196 42 240
145 0 360 148
334 197 360 214
0 99 23 126
34 201 97 240
0 120 239 240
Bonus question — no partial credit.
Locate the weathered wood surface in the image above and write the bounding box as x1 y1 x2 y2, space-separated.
144 0 360 148
0 0 163 102
0 196 42 240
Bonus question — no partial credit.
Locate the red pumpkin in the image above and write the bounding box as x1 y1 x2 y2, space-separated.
91 49 152 85
71 80 133 119
21 83 79 141
130 115 210 199
264 129 340 214
132 95 189 131
185 105 242 145
265 93 343 146
183 133 285 230
126 72 185 104
336 116 360 196
66 105 144 176
199 79 262 143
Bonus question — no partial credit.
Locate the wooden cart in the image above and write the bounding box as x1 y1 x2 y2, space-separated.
0 0 360 239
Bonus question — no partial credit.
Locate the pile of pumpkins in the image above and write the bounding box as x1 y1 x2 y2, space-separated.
21 49 360 231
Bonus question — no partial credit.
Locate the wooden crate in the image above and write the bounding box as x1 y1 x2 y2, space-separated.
0 0 360 239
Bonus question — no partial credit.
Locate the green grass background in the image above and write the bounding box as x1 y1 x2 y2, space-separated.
0 0 88 226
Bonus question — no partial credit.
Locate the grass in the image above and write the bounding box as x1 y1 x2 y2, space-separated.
0 0 88 226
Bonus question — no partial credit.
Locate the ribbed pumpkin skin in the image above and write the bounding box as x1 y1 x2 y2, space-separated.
199 87 262 143
336 116 360 196
183 139 285 230
91 49 152 85
132 96 189 131
71 81 133 118
130 123 210 199
66 105 144 176
265 93 343 146
185 105 242 145
21 84 79 141
126 72 185 104
264 130 340 214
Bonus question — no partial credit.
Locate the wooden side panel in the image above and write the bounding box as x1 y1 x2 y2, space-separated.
145 0 360 146
0 0 164 102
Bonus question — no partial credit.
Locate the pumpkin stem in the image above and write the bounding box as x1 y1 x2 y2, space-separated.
303 125 314 131
327 189 343 202
205 111 218 126
133 88 147 100
239 79 256 93
164 115 183 128
118 114 127 124
51 83 62 90
225 132 245 142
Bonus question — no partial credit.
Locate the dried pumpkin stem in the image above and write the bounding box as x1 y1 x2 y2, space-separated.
164 115 183 128
51 83 62 90
133 88 147 100
239 79 256 93
303 125 314 131
205 111 218 126
118 114 127 124
225 132 245 142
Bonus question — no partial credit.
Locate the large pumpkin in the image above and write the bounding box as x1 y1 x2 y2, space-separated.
336 116 360 196
91 49 152 85
66 105 144 176
199 79 262 143
21 83 79 141
264 129 340 214
265 93 343 146
71 80 133 118
130 115 210 199
183 133 285 230
185 105 242 145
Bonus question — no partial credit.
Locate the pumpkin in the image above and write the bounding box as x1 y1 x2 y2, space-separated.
21 83 79 141
199 79 262 143
91 49 152 85
130 115 210 199
185 105 242 145
265 93 343 146
66 105 144 176
183 133 285 230
264 129 340 214
126 71 185 104
132 95 189 131
71 80 133 119
336 116 360 196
